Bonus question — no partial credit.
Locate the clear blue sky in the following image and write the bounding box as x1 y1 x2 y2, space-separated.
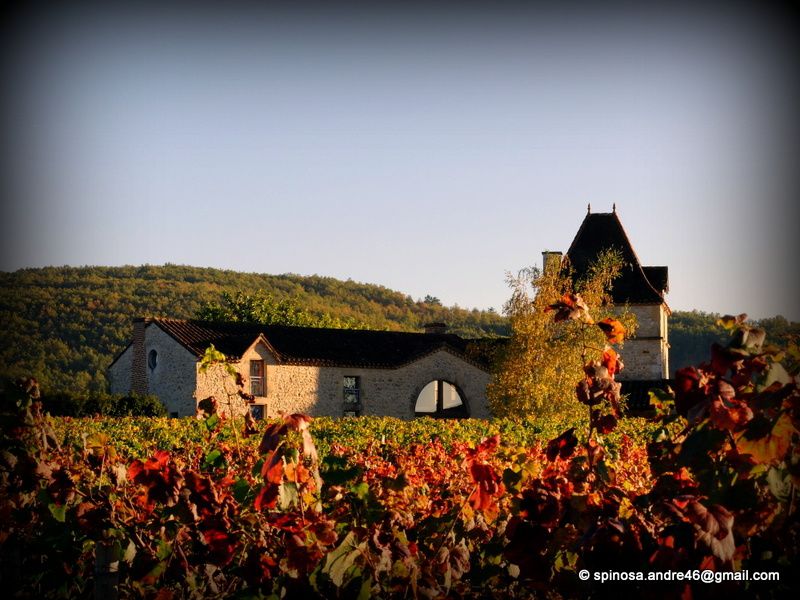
2 3 798 320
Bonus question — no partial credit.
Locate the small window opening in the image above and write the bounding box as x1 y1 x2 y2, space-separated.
343 376 361 416
250 360 265 397
148 349 158 370
250 404 265 420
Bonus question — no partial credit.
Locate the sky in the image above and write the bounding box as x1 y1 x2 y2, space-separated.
1 3 798 320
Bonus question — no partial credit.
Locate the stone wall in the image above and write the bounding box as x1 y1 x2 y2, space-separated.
617 304 669 380
143 325 199 416
201 342 492 419
108 346 132 395
131 319 148 395
113 327 492 419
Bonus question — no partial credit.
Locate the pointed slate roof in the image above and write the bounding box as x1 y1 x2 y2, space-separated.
565 210 667 304
146 318 491 371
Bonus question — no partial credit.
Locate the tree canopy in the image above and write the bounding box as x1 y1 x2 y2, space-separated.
488 250 635 420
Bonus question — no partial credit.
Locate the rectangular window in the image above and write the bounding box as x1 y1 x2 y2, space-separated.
343 376 361 416
250 360 265 397
250 404 265 421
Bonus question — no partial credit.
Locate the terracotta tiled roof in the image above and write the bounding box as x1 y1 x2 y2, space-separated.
148 318 492 370
566 211 667 304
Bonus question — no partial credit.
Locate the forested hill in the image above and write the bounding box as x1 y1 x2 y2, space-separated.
0 265 508 393
1 265 796 395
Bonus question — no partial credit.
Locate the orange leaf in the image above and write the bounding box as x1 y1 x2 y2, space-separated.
736 413 797 464
597 318 626 344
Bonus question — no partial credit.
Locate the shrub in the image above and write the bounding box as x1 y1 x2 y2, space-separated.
40 390 166 417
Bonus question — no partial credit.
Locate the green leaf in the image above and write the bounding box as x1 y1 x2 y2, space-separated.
156 540 172 561
766 467 792 502
278 482 299 510
232 478 252 504
48 503 66 522
322 456 363 485
762 363 792 389
349 482 370 502
322 531 363 588
356 578 372 600
123 540 137 564
203 449 225 469
205 413 220 431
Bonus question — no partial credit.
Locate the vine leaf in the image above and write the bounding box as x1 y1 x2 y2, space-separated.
736 413 797 465
597 318 625 344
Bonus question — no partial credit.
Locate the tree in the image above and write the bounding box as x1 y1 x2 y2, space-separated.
196 290 363 329
488 250 634 421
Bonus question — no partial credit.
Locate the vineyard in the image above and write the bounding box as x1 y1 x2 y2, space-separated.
1 314 798 598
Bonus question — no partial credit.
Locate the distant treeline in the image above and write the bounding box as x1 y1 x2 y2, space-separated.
0 265 796 395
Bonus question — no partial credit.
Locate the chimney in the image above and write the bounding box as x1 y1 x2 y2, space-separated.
424 322 447 335
542 251 563 273
131 318 150 395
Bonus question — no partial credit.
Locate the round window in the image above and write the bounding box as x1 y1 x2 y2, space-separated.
148 349 158 370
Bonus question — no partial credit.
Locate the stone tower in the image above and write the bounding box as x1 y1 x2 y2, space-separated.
561 207 670 382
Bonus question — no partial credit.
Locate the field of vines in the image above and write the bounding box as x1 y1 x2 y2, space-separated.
1 313 798 598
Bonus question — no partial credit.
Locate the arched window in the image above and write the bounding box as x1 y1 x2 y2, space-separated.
148 349 158 370
414 380 468 418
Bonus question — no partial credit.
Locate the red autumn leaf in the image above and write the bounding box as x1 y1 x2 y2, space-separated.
465 435 501 463
254 483 279 511
709 396 753 432
283 413 312 431
261 451 284 484
597 318 625 344
183 471 218 517
127 459 144 481
592 411 618 435
710 343 748 377
201 525 239 566
467 461 505 521
667 497 735 568
602 346 623 377
674 367 709 417
474 434 500 456
284 461 311 484
243 411 259 437
545 428 578 461
258 423 288 454
518 484 563 528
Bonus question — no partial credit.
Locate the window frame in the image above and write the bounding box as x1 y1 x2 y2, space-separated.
343 375 361 416
249 359 265 397
249 404 266 421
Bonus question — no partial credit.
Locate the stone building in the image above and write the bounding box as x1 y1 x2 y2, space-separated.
550 206 671 405
108 207 668 417
108 318 492 419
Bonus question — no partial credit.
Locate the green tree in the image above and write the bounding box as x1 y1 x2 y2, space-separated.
195 290 363 329
488 250 634 421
